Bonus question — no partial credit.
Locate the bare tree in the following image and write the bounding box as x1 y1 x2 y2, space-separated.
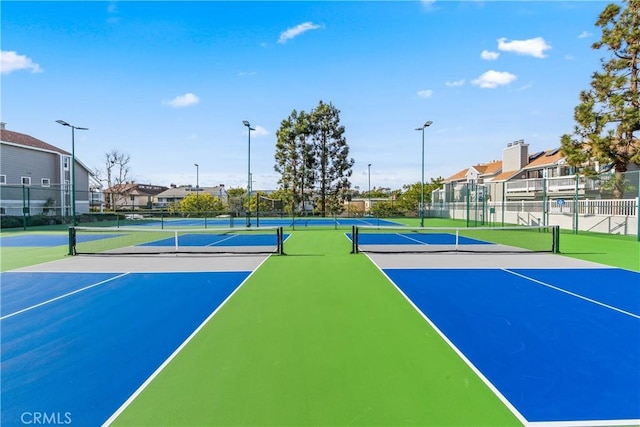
96 149 131 211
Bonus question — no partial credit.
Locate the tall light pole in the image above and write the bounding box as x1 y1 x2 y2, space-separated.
243 120 255 226
56 120 88 226
194 163 200 212
194 163 199 191
368 163 372 215
415 120 433 227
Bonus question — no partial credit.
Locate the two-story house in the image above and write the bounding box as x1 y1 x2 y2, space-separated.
0 123 95 218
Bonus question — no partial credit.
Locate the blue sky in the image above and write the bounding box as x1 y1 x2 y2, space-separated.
1 1 613 191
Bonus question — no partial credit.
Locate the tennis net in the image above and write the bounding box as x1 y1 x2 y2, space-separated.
69 226 285 255
350 225 560 254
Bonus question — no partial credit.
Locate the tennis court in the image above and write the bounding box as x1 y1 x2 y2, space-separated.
131 216 401 228
1 227 638 426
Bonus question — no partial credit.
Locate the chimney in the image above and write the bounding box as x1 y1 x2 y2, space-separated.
0 122 6 130
502 139 529 172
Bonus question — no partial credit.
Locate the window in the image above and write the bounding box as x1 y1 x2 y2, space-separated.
0 207 5 215
21 177 31 185
41 178 51 187
63 157 70 170
0 175 5 185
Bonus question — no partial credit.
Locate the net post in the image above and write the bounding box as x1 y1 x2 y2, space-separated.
174 230 179 252
351 225 359 254
68 226 76 255
553 225 560 253
277 226 284 255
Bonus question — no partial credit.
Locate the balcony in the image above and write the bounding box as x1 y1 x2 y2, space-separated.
505 175 600 195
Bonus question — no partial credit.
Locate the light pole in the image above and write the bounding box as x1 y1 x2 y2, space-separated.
194 164 200 216
415 120 433 227
243 120 255 226
367 163 372 215
194 163 199 193
56 120 88 226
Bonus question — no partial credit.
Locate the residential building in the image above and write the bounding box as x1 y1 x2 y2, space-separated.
103 183 169 210
155 184 229 208
0 123 95 217
434 139 634 204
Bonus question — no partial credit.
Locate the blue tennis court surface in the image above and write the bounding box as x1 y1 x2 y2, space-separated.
140 232 288 247
0 233 122 247
1 270 250 427
384 267 640 424
347 232 488 245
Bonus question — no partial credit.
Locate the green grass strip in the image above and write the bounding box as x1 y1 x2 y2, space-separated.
113 229 521 426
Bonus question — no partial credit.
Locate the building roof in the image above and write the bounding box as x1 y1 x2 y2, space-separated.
0 128 71 156
522 148 564 169
474 160 502 176
105 183 169 196
491 170 522 182
444 160 501 183
444 168 469 182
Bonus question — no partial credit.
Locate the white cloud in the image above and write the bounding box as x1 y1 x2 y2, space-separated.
445 79 465 87
472 70 516 89
497 37 551 58
162 93 199 108
0 50 42 74
578 31 591 39
238 71 257 77
278 22 323 44
417 89 433 98
565 54 575 61
480 50 499 60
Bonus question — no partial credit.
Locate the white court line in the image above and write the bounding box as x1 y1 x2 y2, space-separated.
396 233 429 245
503 269 640 319
102 254 272 426
205 233 239 247
0 272 130 321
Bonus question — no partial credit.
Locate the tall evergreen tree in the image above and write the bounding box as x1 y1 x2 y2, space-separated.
309 101 354 216
274 110 317 213
274 111 300 212
560 0 640 198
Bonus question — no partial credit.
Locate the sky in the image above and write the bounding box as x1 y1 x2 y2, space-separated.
1 0 616 192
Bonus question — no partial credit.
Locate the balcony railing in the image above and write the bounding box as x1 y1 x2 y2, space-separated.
506 175 601 194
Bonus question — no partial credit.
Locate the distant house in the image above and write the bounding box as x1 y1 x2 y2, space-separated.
103 183 169 210
0 123 95 217
156 184 229 208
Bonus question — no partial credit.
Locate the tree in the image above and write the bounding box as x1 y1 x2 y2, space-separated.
179 193 225 216
224 187 247 216
274 110 316 214
395 178 444 216
94 149 131 211
560 0 640 198
309 101 355 216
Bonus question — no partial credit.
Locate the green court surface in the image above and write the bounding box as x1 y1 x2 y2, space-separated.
1 224 638 426
111 230 519 426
